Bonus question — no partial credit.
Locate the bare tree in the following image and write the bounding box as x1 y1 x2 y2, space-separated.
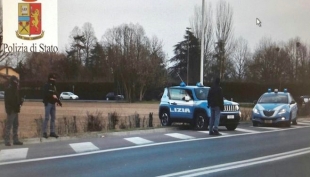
231 37 251 81
81 22 97 67
102 23 166 102
215 0 234 80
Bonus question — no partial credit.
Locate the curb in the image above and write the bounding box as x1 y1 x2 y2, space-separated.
0 127 178 146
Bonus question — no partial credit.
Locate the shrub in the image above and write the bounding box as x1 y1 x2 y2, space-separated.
108 111 119 130
86 111 104 132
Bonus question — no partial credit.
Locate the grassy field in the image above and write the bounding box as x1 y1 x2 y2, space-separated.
0 100 161 139
0 100 254 140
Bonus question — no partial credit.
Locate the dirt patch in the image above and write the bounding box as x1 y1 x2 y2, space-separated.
0 100 160 139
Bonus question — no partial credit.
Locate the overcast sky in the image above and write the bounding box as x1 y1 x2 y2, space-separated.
58 0 310 59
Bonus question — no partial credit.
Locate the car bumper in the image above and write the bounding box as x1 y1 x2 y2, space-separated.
219 112 241 125
252 114 290 125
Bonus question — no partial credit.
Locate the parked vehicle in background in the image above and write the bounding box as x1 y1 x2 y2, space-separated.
158 82 241 130
59 92 79 100
0 91 4 99
297 95 310 116
252 88 298 127
105 92 124 100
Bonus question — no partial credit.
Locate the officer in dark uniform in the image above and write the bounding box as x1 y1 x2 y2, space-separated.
4 76 24 146
42 73 62 138
207 77 224 136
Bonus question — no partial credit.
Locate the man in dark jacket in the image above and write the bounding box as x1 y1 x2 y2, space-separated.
207 77 224 135
4 76 24 146
42 73 61 138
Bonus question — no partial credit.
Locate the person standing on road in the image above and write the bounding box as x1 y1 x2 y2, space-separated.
207 77 224 136
4 76 24 146
42 73 61 139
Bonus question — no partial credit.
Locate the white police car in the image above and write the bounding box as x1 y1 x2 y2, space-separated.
252 88 298 127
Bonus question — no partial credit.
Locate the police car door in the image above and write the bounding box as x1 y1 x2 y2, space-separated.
168 88 194 119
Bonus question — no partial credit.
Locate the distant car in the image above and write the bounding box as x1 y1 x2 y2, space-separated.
105 92 124 100
297 95 310 116
0 91 4 99
59 92 79 100
252 88 298 127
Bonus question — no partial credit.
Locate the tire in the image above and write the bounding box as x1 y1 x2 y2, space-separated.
285 114 292 127
226 124 238 131
160 110 171 126
60 97 63 100
70 97 73 99
193 112 207 130
252 121 258 127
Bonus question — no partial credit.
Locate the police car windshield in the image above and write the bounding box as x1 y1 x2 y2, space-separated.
194 88 209 100
258 94 288 104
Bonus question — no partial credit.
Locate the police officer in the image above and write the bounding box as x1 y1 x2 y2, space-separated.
4 76 24 146
42 73 62 138
207 77 224 136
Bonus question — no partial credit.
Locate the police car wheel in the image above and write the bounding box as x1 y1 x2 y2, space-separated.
160 111 171 126
252 121 258 127
285 114 292 127
226 124 237 131
193 112 206 130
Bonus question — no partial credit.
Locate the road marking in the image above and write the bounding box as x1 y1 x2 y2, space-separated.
0 148 28 162
157 147 310 177
198 131 229 136
297 122 310 125
165 133 194 139
236 128 260 133
69 142 99 153
124 137 153 145
1 126 309 166
255 126 280 130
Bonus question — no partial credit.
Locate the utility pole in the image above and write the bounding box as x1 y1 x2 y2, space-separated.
186 27 191 85
200 0 205 85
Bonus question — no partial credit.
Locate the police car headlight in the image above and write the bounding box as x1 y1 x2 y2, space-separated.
278 109 286 114
253 108 259 114
235 105 240 111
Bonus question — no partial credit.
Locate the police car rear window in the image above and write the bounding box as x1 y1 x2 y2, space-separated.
194 88 209 100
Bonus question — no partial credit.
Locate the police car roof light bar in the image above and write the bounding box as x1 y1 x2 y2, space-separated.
268 88 272 93
274 89 278 93
283 88 288 93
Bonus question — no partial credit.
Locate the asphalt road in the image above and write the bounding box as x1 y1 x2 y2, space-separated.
0 121 310 177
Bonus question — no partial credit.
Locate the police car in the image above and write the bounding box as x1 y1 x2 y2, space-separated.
252 88 298 127
158 82 241 130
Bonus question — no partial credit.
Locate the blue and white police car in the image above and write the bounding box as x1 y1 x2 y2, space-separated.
158 82 241 130
252 88 298 127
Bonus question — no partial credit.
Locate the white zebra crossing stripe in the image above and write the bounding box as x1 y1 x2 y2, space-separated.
198 131 229 136
124 137 153 145
70 142 99 153
236 128 260 134
297 122 310 125
165 133 194 139
255 127 280 130
0 148 28 162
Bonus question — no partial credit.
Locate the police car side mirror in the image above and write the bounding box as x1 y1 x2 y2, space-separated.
290 100 296 104
253 100 257 104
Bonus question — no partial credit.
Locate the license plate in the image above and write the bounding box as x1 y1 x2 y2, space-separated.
227 115 234 119
264 120 272 123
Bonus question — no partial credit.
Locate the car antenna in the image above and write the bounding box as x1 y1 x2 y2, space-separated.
177 72 186 85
